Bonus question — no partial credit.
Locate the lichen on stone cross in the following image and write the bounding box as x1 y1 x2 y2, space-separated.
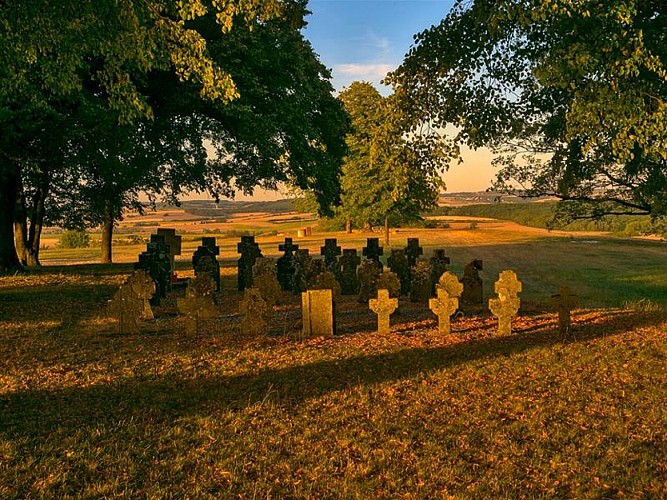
240 288 270 336
188 274 216 298
551 286 578 335
320 238 342 272
369 289 398 334
437 271 463 299
156 228 182 275
108 284 143 335
429 287 459 335
488 270 522 336
177 276 218 335
377 270 401 298
127 269 156 320
312 271 342 301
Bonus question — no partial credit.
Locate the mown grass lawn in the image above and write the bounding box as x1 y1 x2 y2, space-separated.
1 250 666 497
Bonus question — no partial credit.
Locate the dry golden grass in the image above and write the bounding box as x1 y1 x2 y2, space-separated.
2 219 666 497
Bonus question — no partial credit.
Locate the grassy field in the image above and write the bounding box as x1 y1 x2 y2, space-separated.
1 218 666 497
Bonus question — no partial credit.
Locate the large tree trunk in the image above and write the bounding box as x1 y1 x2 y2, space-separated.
24 173 50 267
100 200 114 264
384 216 390 247
0 162 22 272
346 214 352 234
13 178 28 265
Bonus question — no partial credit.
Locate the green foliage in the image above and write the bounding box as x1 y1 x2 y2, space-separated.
58 230 90 249
337 82 448 229
389 0 667 220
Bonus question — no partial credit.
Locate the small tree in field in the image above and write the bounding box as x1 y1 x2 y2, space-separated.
59 230 90 249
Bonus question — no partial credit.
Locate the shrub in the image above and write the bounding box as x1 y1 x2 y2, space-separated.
59 230 90 249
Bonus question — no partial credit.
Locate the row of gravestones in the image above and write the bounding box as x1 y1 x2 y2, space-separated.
132 229 224 305
237 236 485 307
257 270 576 339
110 263 576 340
112 230 577 336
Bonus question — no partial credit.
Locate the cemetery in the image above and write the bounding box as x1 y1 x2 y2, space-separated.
2 0 666 497
2 220 666 497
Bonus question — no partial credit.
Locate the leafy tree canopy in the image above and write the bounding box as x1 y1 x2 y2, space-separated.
388 0 667 220
338 81 449 229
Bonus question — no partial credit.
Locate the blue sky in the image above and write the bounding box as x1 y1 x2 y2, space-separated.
298 0 496 193
303 0 454 92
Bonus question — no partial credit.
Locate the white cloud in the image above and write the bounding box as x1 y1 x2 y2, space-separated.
336 63 394 76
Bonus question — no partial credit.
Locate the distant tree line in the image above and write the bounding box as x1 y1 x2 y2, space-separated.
431 202 667 238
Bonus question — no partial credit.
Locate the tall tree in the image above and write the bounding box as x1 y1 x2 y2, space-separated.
0 0 346 267
31 0 347 264
388 0 667 223
0 0 284 271
338 81 447 231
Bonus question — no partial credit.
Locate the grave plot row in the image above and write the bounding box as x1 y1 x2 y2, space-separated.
109 267 578 339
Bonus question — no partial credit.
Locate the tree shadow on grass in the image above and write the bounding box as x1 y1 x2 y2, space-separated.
1 310 663 444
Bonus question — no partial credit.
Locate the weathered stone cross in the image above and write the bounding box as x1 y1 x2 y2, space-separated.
362 238 384 268
127 269 156 320
177 275 218 335
320 238 342 272
430 271 463 335
369 288 398 334
108 284 143 334
488 270 522 336
551 286 578 335
156 228 182 276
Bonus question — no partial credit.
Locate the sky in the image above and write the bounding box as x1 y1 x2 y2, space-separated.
236 0 496 200
303 0 452 93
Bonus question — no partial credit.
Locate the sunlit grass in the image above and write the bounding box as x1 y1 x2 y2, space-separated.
3 220 666 497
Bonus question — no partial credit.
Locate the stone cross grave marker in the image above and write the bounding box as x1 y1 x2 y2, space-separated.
292 249 313 294
108 284 143 334
430 249 451 295
489 270 522 336
357 258 381 303
177 275 218 335
387 249 410 296
320 238 342 274
409 258 432 303
339 249 361 295
461 259 484 308
369 289 398 334
237 236 262 291
277 238 299 291
551 286 578 335
252 257 281 308
240 288 270 336
429 287 461 335
436 271 464 299
405 238 423 268
127 269 156 320
193 237 220 291
301 289 334 338
312 271 342 301
156 228 182 277
377 270 401 299
362 238 384 270
135 239 172 304
194 255 220 293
